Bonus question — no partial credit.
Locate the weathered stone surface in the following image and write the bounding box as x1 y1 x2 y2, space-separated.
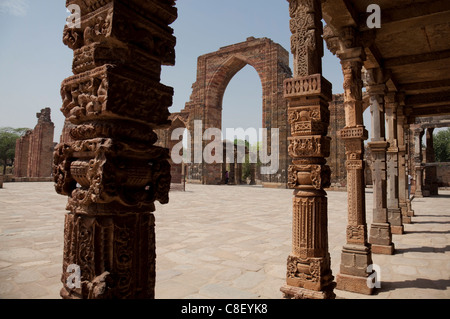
54 0 176 299
281 0 335 299
14 108 55 179
156 37 292 187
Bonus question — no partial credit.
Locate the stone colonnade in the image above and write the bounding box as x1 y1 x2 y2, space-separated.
53 0 432 300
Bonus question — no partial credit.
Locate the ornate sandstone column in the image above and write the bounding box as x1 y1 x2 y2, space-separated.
385 92 403 234
366 68 395 255
53 0 176 298
281 0 335 299
424 128 438 196
396 101 411 224
325 27 374 295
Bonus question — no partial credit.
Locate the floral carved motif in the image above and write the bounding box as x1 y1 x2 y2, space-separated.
288 164 331 189
288 136 330 158
286 255 322 283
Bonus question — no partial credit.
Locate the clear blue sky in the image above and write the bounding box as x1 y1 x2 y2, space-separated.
0 0 348 143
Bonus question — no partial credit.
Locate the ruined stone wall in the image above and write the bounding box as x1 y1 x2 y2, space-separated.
14 107 54 178
27 108 55 177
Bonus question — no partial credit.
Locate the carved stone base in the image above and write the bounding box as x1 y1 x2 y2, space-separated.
369 222 393 243
388 208 403 229
285 254 334 292
391 225 404 234
400 205 411 224
370 222 395 254
402 215 412 224
339 244 372 277
60 211 156 299
371 243 395 255
335 273 373 295
281 283 336 299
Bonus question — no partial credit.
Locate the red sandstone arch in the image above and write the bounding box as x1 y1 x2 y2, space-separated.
171 37 292 186
205 54 264 110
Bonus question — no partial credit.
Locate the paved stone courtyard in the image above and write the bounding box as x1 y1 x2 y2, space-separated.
0 182 449 299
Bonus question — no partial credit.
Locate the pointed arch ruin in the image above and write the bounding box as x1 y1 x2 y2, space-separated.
160 37 292 187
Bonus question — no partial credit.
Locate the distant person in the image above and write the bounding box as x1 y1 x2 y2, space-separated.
225 171 229 184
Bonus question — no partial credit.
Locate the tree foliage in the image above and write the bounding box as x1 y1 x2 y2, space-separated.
0 127 30 175
434 128 450 162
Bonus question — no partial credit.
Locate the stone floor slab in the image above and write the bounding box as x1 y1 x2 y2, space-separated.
0 182 449 299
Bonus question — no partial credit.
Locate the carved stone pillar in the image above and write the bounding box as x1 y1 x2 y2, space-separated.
281 0 335 299
424 128 438 196
366 68 395 255
396 103 411 224
385 93 403 234
53 0 176 299
413 127 424 198
329 33 373 294
404 123 415 217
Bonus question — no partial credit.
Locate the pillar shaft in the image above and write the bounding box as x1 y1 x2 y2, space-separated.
385 93 403 234
54 0 176 299
366 68 395 255
424 128 438 196
281 0 335 299
333 41 373 294
413 128 424 197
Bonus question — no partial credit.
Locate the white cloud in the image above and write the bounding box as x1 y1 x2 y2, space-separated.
0 0 30 17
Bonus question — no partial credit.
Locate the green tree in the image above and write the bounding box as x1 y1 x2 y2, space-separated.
434 128 450 162
0 127 30 175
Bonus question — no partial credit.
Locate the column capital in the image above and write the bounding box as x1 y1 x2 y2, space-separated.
385 91 399 108
413 126 424 135
323 24 366 62
337 47 366 62
367 83 387 96
365 67 390 88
